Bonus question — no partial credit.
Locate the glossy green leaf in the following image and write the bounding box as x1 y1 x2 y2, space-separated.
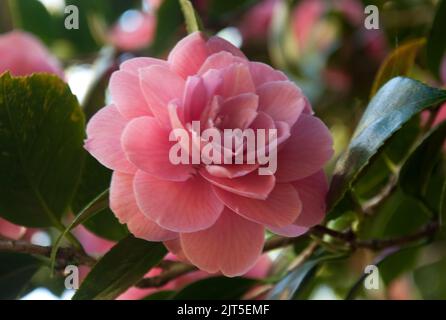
72 154 127 241
72 236 166 300
143 290 176 300
427 0 446 79
399 121 446 206
267 250 345 300
0 252 41 300
371 38 425 97
0 73 85 227
150 0 183 55
173 277 257 300
414 257 446 299
51 188 109 271
327 77 446 218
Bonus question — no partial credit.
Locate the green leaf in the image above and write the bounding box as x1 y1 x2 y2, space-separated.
71 154 127 241
0 73 85 227
10 0 55 45
371 38 425 97
50 189 109 272
0 252 41 300
414 257 446 299
327 77 446 218
143 290 176 300
72 236 166 300
150 0 183 55
399 121 446 207
173 277 257 300
179 0 202 34
267 250 344 300
427 0 446 79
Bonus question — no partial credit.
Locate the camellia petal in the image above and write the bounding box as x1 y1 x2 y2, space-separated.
134 171 224 233
110 172 177 241
84 105 136 174
181 208 264 277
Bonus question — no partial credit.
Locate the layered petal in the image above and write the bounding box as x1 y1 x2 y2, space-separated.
200 169 275 200
275 114 334 182
257 81 306 127
122 116 195 181
214 183 301 227
181 209 264 277
134 171 224 232
84 105 136 174
110 71 152 119
249 62 287 87
139 64 185 128
110 172 177 241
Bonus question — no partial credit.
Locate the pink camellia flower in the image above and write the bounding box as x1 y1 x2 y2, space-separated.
0 218 26 240
85 32 333 276
118 254 272 300
0 31 64 78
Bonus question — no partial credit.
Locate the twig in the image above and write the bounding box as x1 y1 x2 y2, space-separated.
0 239 96 267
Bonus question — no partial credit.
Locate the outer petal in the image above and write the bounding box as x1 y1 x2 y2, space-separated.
181 209 264 277
84 105 136 174
249 62 287 87
168 32 209 78
139 65 185 128
0 218 26 240
213 183 302 228
110 71 152 119
292 170 328 227
275 114 334 182
206 36 247 59
134 171 224 233
110 172 177 241
200 169 275 200
120 57 168 76
257 81 306 127
268 170 328 237
122 116 195 182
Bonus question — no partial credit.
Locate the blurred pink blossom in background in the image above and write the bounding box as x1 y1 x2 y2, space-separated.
0 31 64 78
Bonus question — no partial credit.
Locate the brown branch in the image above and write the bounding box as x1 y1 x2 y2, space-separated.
0 239 96 267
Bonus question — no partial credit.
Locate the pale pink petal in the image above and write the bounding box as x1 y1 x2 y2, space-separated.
200 169 275 200
205 163 259 178
214 183 302 228
122 116 195 182
216 63 256 98
84 105 136 174
181 209 264 277
168 32 210 78
134 171 224 232
198 51 246 75
218 93 259 129
206 36 247 59
249 62 287 87
110 172 177 241
164 239 189 262
183 76 208 122
120 57 168 76
0 218 26 240
275 114 334 182
139 65 185 128
257 81 306 127
292 170 328 227
110 71 152 119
